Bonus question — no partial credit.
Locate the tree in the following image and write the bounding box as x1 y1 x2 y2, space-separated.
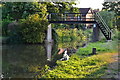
2 2 79 20
19 14 49 43
43 2 79 13
102 1 120 30
2 2 79 43
2 2 48 21
102 1 120 16
99 11 115 29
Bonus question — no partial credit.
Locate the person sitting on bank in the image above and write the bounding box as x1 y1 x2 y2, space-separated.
58 48 69 61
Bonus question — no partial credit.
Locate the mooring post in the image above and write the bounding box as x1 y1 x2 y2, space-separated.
92 48 96 55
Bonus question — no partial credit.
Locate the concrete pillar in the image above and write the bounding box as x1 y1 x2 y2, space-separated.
92 24 100 42
47 24 53 43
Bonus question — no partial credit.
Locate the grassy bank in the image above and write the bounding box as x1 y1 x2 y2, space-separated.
76 41 118 56
40 53 117 78
38 40 118 78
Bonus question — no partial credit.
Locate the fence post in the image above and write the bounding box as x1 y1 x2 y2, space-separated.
92 48 96 55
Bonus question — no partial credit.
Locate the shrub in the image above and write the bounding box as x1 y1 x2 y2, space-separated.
19 14 49 43
56 28 87 42
2 19 12 37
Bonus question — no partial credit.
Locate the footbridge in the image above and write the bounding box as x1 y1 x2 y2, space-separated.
48 13 96 24
46 12 112 43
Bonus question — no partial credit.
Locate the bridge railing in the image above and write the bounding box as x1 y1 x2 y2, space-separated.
95 12 112 40
48 13 95 22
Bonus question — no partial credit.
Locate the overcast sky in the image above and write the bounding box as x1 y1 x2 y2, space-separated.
74 0 104 10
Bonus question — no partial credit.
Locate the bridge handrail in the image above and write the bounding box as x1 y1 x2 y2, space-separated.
48 13 95 21
50 13 93 14
95 12 111 33
95 12 112 39
96 12 111 31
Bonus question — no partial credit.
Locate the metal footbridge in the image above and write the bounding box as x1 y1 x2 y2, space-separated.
48 12 112 40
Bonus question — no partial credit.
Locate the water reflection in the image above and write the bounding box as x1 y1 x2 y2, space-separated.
45 43 53 61
2 41 86 78
2 44 47 78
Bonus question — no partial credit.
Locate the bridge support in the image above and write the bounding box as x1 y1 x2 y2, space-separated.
46 24 53 43
92 24 100 42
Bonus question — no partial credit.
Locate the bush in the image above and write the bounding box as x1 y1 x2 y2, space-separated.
19 14 49 43
56 28 87 42
2 19 12 37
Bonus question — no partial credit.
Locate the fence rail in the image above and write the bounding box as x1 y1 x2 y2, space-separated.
48 13 95 22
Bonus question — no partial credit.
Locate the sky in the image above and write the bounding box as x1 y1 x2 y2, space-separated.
74 0 104 10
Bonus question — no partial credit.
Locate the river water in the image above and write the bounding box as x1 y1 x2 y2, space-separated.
2 41 86 78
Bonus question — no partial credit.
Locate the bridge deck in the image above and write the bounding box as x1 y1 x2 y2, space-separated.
48 13 97 24
49 21 97 24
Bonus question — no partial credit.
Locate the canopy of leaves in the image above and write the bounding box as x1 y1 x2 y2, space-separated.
2 2 79 21
102 1 120 30
44 2 79 13
19 14 49 43
102 1 120 16
1 2 79 43
2 2 48 20
99 11 115 29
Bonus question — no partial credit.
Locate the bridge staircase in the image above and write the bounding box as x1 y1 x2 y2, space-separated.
95 12 112 40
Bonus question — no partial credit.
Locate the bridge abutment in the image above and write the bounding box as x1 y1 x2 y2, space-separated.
92 24 100 42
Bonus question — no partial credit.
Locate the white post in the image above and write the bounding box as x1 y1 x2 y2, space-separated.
47 24 52 43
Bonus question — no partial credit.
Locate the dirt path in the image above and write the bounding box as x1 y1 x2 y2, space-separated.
101 53 120 79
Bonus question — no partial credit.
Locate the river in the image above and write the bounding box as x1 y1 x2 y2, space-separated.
2 41 86 78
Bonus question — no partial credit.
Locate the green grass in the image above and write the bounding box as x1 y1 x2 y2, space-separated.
76 41 118 56
40 53 115 78
35 41 118 78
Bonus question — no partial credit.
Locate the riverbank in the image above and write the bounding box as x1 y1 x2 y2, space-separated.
101 53 119 79
39 40 119 78
40 52 118 78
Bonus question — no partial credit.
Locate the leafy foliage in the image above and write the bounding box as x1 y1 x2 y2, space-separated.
1 2 80 43
99 11 115 29
102 1 120 30
56 28 87 42
19 14 49 43
2 19 12 36
45 2 79 13
2 2 48 20
102 1 120 16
